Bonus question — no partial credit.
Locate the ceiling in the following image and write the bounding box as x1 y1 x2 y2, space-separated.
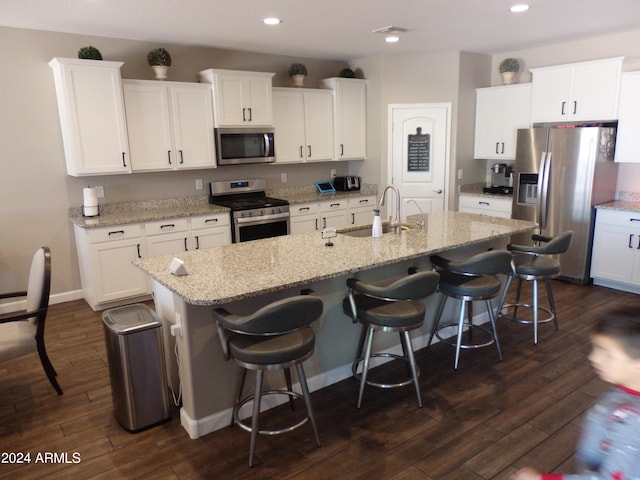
1 0 640 60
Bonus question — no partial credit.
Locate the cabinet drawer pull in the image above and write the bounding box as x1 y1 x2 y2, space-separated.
167 150 172 165
136 244 141 258
479 201 490 206
308 145 312 157
630 218 640 222
340 144 344 156
121 152 127 167
204 218 218 224
315 218 318 230
501 142 505 154
195 236 200 250
184 238 188 251
300 146 304 158
330 203 341 208
242 108 247 122
160 224 175 230
573 101 577 115
629 234 634 249
247 108 252 122
495 142 499 154
179 150 184 164
359 199 369 205
108 230 125 236
351 213 355 224
298 207 310 213
561 101 566 115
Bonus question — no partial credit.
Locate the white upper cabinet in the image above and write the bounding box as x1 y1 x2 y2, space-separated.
474 83 531 160
123 80 216 171
273 88 333 163
530 57 623 123
614 72 640 163
320 78 367 160
199 69 274 127
49 58 131 176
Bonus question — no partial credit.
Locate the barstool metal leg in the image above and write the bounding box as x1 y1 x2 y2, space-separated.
284 368 295 410
513 278 523 318
296 363 321 447
401 331 422 408
232 368 248 426
454 299 467 369
357 326 375 408
428 295 447 347
545 278 559 331
249 370 264 467
485 299 502 361
533 279 539 344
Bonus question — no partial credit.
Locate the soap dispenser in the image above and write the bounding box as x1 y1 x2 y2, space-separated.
372 209 383 238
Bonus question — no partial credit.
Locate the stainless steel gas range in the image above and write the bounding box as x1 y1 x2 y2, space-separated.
208 179 290 243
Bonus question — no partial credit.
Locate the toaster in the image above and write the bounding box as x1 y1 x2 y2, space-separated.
333 176 360 191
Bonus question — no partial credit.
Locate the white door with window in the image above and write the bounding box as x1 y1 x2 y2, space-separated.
388 104 450 219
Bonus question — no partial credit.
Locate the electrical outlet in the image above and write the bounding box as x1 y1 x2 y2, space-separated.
95 185 104 198
195 179 203 190
330 169 337 179
457 169 463 180
281 173 287 183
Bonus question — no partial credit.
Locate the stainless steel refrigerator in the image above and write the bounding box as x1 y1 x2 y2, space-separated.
512 124 618 284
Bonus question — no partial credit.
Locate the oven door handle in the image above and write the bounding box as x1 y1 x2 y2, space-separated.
235 211 290 225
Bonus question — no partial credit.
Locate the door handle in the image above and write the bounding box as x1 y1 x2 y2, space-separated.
434 189 443 194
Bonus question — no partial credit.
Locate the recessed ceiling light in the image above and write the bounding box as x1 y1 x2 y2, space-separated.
510 4 530 13
263 17 281 25
385 35 400 43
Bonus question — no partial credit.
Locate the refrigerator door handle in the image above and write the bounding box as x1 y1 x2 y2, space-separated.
536 152 547 229
539 152 551 230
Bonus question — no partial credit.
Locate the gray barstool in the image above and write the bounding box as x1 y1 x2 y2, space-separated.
499 231 573 344
428 250 513 369
212 290 323 467
344 270 440 408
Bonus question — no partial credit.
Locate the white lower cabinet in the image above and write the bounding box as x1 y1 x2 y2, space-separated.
348 196 376 226
319 198 349 229
290 202 321 234
74 212 231 310
290 195 375 234
591 209 640 292
74 224 149 311
145 218 191 256
190 214 231 249
458 194 512 218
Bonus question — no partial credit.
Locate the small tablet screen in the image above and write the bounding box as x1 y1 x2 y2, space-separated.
315 182 335 193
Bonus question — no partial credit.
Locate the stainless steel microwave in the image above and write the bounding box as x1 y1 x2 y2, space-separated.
215 127 275 165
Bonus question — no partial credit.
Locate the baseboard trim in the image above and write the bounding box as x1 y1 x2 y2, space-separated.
0 289 84 314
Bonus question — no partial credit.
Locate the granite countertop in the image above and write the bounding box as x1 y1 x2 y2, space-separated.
133 211 535 306
69 185 379 228
69 196 229 228
595 201 640 213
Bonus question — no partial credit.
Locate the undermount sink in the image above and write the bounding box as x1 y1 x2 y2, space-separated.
338 224 398 237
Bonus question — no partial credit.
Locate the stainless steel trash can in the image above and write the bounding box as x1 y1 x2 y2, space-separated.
102 304 170 432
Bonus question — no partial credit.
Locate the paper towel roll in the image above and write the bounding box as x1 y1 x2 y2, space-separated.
83 187 98 207
83 205 99 217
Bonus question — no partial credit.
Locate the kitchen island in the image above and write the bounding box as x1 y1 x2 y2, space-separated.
134 211 535 439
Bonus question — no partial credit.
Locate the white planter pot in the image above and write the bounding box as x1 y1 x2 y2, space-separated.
291 74 306 87
501 71 517 85
151 65 169 80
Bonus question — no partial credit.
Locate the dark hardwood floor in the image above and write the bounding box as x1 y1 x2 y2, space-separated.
2 280 639 479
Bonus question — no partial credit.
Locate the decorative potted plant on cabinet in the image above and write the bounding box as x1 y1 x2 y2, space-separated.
77 46 103 60
288 63 307 87
499 58 520 85
338 68 355 78
147 48 172 80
